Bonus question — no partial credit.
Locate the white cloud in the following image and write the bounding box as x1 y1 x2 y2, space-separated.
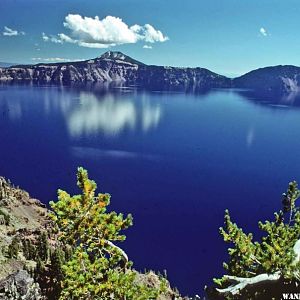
42 32 49 41
131 24 168 43
34 43 41 51
42 32 63 44
259 27 268 37
143 45 153 49
31 57 83 62
32 57 71 62
3 26 25 36
43 14 168 48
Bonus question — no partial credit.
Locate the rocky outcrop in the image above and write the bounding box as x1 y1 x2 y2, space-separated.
0 177 50 300
0 177 50 262
0 51 231 92
0 270 44 300
134 271 184 300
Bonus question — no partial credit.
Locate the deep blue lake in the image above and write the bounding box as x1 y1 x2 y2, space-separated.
1 84 300 296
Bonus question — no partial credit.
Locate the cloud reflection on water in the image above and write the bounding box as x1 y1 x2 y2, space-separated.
72 146 160 161
141 102 161 131
66 92 162 137
246 127 255 148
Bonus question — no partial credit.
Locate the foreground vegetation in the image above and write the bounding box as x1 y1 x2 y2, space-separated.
208 181 300 299
1 168 300 299
48 167 169 299
0 169 179 300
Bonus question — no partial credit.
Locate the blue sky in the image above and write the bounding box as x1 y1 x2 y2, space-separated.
1 0 300 76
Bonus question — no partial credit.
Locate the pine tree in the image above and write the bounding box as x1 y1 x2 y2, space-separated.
0 209 10 225
22 239 29 259
50 247 65 282
34 257 44 281
48 247 65 299
7 236 20 259
49 167 166 300
210 181 300 299
37 231 49 262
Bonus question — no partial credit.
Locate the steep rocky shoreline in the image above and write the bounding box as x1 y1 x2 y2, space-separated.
0 51 230 92
2 51 300 96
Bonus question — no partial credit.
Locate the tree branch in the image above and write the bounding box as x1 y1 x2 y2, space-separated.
216 238 300 296
105 240 128 263
293 239 300 265
216 272 281 295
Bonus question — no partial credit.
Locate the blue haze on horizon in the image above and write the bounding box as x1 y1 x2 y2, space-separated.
1 0 300 77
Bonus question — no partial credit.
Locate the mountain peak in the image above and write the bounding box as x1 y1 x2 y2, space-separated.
100 51 127 60
98 51 145 65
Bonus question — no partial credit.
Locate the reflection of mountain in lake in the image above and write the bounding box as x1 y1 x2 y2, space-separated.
66 92 162 137
235 89 300 108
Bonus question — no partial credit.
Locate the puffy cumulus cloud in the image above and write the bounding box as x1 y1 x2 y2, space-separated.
43 14 168 48
259 27 268 37
3 26 25 36
63 15 137 45
131 24 168 43
143 45 153 49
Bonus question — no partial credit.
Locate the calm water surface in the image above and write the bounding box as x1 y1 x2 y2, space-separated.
1 85 300 295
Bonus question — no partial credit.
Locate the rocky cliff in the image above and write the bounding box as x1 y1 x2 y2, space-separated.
0 177 49 299
2 52 300 96
0 51 230 92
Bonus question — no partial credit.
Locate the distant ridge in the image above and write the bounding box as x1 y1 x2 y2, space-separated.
234 65 300 95
1 51 300 95
0 62 15 68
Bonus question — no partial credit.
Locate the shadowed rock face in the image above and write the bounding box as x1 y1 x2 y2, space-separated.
0 51 231 92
